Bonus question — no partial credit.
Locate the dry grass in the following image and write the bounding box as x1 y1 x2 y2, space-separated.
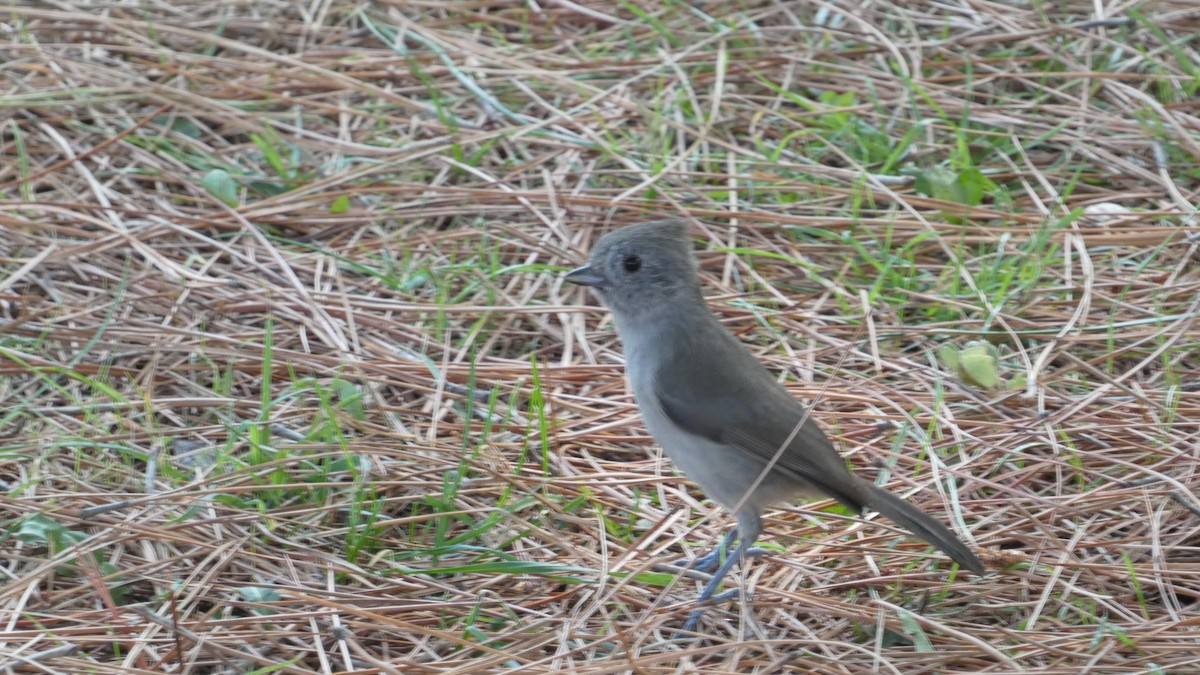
2 1 1199 672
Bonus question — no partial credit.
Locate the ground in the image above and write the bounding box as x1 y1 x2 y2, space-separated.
1 1 1199 673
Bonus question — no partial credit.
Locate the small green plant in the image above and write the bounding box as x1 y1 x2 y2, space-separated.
913 166 998 223
15 514 132 603
937 340 1025 391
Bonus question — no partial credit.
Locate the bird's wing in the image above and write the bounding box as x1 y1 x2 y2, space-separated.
651 330 985 574
651 333 869 513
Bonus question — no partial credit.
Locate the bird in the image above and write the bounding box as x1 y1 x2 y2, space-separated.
564 218 984 633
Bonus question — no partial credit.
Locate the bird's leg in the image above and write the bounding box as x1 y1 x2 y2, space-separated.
674 527 769 574
677 514 765 634
683 528 737 573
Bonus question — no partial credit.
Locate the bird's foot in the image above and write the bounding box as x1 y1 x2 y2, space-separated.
672 547 769 574
674 589 742 638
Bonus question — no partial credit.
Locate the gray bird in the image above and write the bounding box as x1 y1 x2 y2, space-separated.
565 219 984 633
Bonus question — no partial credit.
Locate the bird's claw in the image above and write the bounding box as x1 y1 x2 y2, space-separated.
674 588 744 637
674 546 769 574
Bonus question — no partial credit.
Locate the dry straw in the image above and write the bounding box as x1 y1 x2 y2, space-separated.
1 1 1198 672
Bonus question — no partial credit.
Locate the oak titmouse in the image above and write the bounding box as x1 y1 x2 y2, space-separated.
565 219 984 632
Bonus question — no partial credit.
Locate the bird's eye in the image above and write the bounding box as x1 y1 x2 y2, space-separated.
622 254 641 273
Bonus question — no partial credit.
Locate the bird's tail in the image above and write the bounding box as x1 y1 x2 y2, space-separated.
861 481 985 575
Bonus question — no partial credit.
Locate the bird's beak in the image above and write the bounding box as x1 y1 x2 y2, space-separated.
564 265 605 288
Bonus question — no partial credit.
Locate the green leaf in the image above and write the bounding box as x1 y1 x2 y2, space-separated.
237 585 282 615
914 167 956 202
332 378 367 420
936 343 961 371
330 194 350 213
914 167 997 210
955 167 994 206
201 169 240 207
895 607 935 652
17 514 88 548
959 342 1000 390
